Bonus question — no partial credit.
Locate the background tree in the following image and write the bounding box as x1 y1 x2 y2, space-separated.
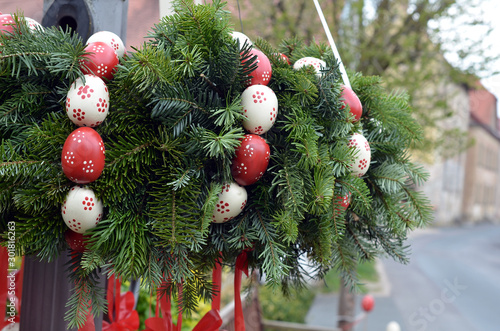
225 0 496 157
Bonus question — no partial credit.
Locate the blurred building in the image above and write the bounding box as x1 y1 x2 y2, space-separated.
462 84 500 222
419 82 469 225
421 80 500 225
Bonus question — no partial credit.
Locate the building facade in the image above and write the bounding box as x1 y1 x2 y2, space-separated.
461 87 500 223
420 82 469 225
422 82 500 225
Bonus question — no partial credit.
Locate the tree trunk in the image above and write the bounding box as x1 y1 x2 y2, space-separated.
337 277 355 331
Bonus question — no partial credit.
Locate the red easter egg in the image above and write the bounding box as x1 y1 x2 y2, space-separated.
61 127 105 184
81 41 119 81
64 230 88 253
337 192 351 211
340 85 363 122
361 294 375 312
231 134 270 186
243 48 272 86
0 14 15 37
277 53 291 65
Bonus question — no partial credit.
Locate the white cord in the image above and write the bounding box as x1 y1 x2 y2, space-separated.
312 0 351 89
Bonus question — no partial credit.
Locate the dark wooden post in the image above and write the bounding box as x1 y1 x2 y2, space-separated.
20 252 104 331
337 278 355 331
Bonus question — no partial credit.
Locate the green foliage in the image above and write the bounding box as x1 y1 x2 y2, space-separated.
259 284 316 324
0 0 432 328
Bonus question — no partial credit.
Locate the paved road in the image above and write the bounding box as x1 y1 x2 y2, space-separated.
306 223 500 330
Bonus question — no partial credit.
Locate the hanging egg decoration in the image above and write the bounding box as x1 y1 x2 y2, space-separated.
340 85 363 122
241 85 278 135
231 31 253 50
0 14 15 37
61 127 105 184
25 17 43 32
243 48 272 86
80 41 119 81
64 230 88 253
293 57 326 77
276 53 291 65
87 31 126 57
337 191 351 211
212 182 247 223
61 186 103 234
231 134 270 186
66 74 109 127
348 133 371 177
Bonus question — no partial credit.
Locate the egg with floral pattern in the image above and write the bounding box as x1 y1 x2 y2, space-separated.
81 41 119 81
348 133 371 177
66 74 109 127
241 85 278 135
61 127 105 184
61 186 103 234
243 48 272 86
293 57 326 77
87 31 126 57
231 134 270 186
212 182 247 223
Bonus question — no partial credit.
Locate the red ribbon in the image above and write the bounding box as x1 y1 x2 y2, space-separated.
142 282 179 331
102 275 140 331
143 282 222 331
212 254 223 312
234 251 250 331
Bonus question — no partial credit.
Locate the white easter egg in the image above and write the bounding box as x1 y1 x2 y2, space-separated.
293 57 326 77
87 31 126 57
241 85 278 135
66 75 109 127
61 186 103 233
212 182 247 223
348 133 371 177
231 31 253 50
25 17 43 32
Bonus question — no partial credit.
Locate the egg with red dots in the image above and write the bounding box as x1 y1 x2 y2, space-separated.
87 31 126 57
80 41 119 81
61 186 103 234
347 133 371 177
243 48 272 86
241 85 278 135
66 74 109 127
293 57 326 77
61 127 105 184
231 134 270 186
212 182 248 223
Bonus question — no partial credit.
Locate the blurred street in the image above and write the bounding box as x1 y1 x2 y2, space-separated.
306 223 500 331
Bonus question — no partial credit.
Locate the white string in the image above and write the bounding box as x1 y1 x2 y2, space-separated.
312 0 351 89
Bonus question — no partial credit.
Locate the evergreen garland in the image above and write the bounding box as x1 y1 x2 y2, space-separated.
0 0 432 327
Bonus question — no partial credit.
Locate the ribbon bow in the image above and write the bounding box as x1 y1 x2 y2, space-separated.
102 275 140 331
143 282 222 331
